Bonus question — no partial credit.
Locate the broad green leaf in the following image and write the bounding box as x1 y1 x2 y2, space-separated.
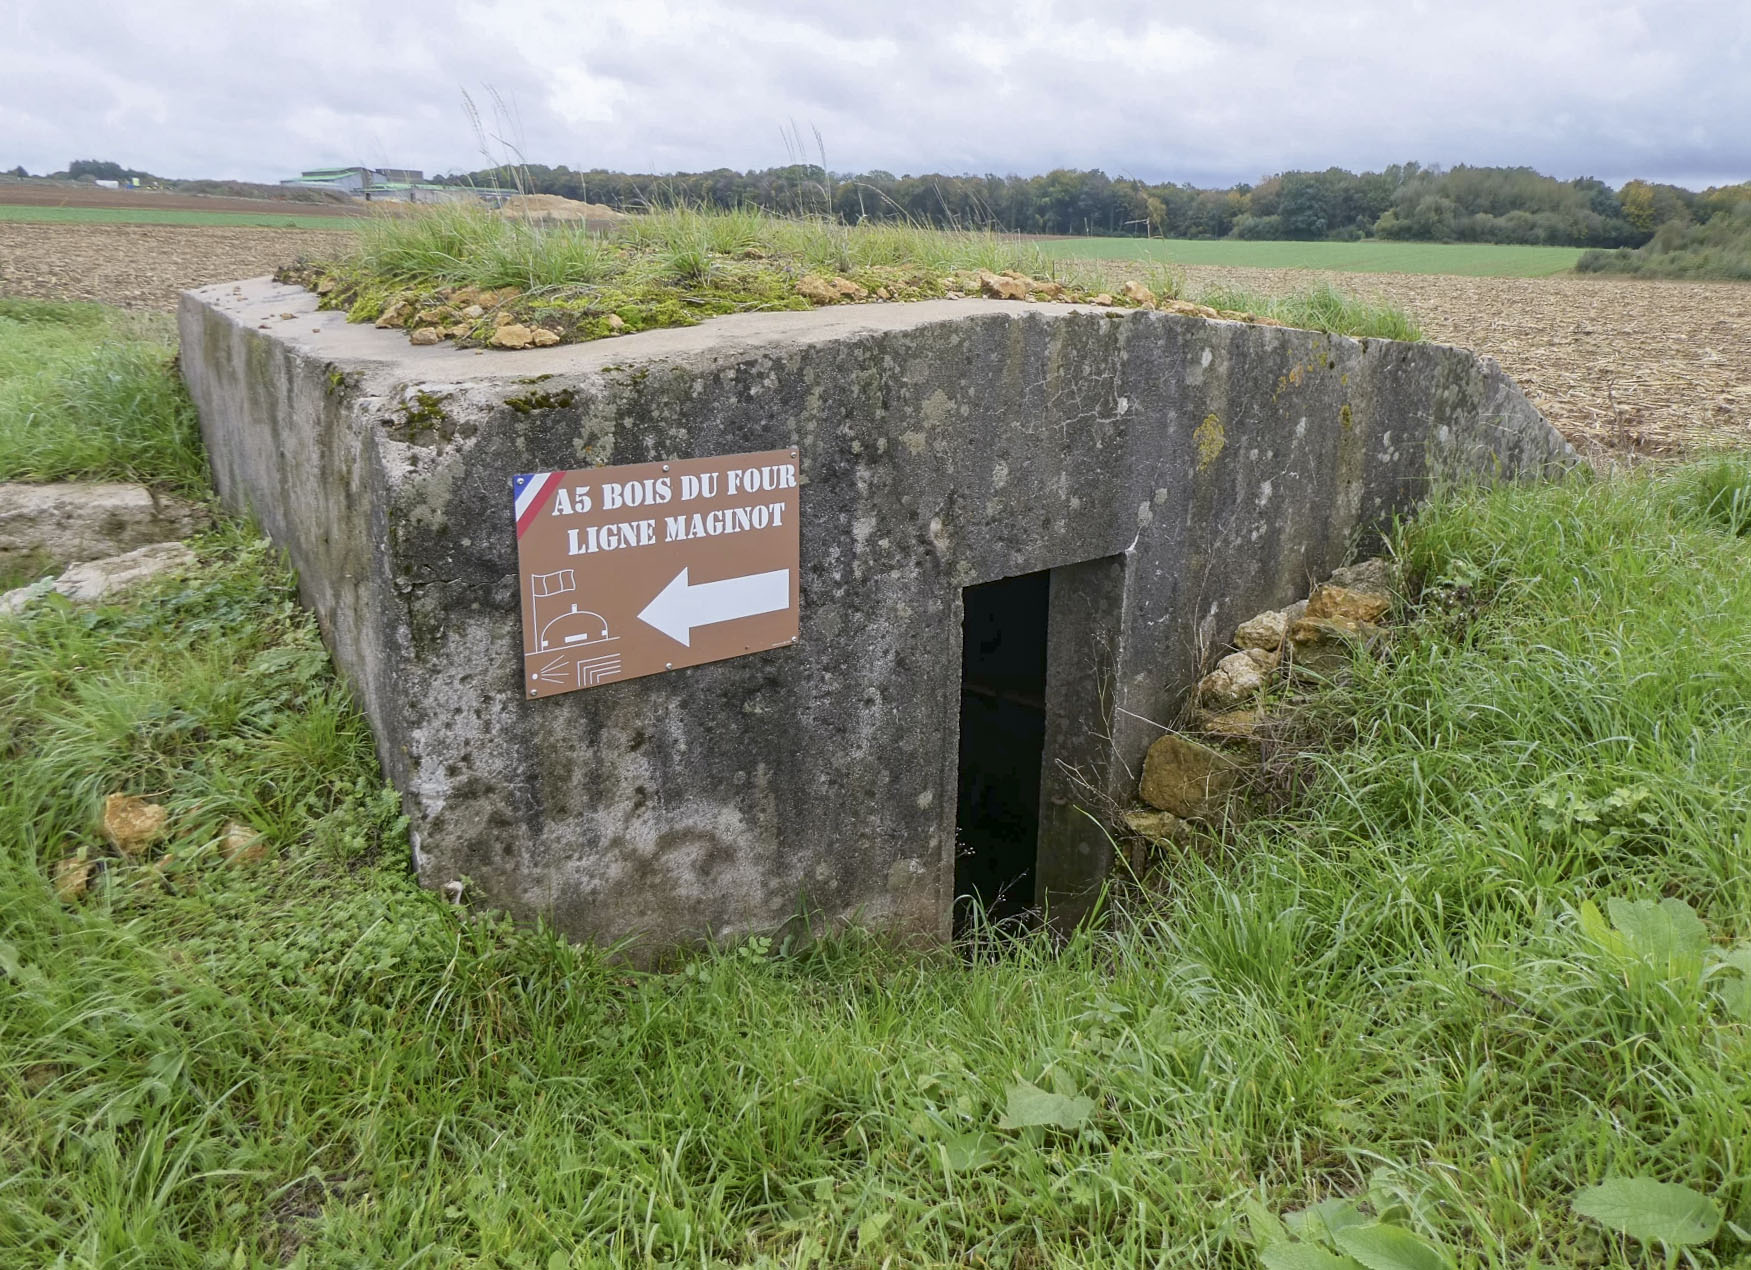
1332 1223 1455 1270
939 1131 1000 1171
1287 1199 1369 1243
0 939 18 979
996 1080 1094 1131
1577 901 1627 957
855 1211 892 1245
1572 1178 1722 1248
1261 1245 1363 1270
1719 976 1751 1022
1715 947 1751 1021
1606 897 1707 963
1242 1195 1291 1248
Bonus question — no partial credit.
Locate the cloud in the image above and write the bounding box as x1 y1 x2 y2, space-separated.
4 0 1747 187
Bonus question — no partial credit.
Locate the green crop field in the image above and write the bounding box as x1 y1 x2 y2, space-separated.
0 204 359 231
1041 237 1584 278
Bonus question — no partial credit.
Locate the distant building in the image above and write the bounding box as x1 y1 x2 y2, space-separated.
281 167 516 206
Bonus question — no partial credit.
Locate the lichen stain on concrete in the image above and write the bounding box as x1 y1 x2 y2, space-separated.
1194 413 1227 471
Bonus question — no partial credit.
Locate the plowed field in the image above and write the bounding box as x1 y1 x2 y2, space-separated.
3 221 1747 458
1180 265 1751 460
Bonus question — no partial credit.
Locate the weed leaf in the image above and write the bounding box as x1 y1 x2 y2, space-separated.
1331 1223 1454 1270
1286 1199 1369 1243
1714 947 1751 1021
996 1080 1093 1131
1572 1179 1722 1248
939 1132 1000 1171
1606 897 1707 962
1260 1245 1363 1270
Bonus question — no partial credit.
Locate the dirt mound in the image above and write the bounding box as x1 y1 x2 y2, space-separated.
497 194 625 228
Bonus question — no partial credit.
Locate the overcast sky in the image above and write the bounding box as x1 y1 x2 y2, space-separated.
6 0 1748 190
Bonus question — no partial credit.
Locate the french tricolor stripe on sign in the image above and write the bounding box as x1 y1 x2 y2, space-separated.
512 471 566 538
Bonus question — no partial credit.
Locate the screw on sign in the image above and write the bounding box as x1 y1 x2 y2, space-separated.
513 449 801 698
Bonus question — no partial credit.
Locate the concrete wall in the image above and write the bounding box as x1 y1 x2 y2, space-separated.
181 278 1574 958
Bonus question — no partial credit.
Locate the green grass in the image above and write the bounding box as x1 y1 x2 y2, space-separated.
0 298 207 493
0 203 358 230
1041 237 1585 278
297 203 1423 343
5 303 1751 1263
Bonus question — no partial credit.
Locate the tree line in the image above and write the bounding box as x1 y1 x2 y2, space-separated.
434 160 1749 250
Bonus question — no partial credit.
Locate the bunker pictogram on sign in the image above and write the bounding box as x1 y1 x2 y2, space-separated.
513 449 800 698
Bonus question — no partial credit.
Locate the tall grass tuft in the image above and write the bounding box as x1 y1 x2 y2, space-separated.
1198 280 1423 340
0 300 205 492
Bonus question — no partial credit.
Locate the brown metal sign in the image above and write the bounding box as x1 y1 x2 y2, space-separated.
513 449 800 698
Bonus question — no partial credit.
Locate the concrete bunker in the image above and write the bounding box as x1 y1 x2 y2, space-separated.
180 279 1574 958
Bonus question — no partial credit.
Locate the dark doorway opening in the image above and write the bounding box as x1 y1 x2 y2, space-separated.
955 569 1050 932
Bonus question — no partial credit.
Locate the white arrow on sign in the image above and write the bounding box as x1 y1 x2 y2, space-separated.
637 567 791 647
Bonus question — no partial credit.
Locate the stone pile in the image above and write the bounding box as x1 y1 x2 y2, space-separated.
1123 557 1397 854
51 792 267 903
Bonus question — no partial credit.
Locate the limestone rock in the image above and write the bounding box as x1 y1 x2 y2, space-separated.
1091 293 1114 306
409 328 441 346
1198 649 1270 709
219 821 269 865
606 314 626 332
1121 280 1156 307
460 304 486 319
1163 299 1222 320
1140 734 1243 819
0 578 55 616
531 328 561 347
315 277 337 295
1288 615 1382 673
832 277 867 299
1199 708 1267 741
102 794 167 857
1306 583 1391 624
1329 557 1394 596
494 312 517 328
489 324 535 350
1243 646 1281 672
0 483 208 572
1234 608 1289 652
796 275 840 304
54 856 94 901
1028 279 1064 300
54 541 197 603
978 270 1029 301
1122 808 1185 843
374 301 410 329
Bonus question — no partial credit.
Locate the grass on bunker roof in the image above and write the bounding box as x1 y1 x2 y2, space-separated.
5 305 1751 1263
284 202 1423 346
